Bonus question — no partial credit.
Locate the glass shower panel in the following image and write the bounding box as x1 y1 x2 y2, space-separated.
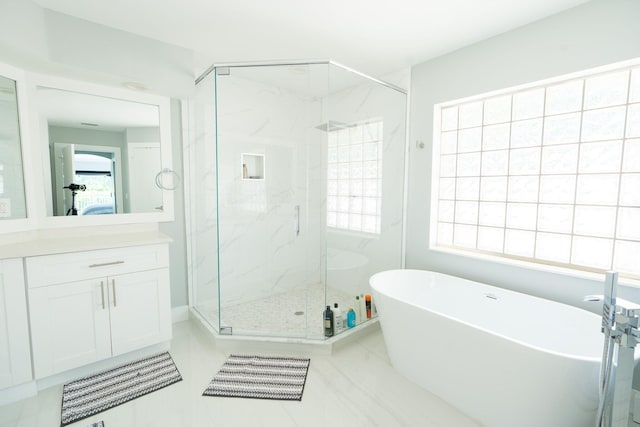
188 71 220 332
325 64 407 330
215 64 329 339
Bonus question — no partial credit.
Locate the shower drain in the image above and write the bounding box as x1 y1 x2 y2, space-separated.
294 311 304 316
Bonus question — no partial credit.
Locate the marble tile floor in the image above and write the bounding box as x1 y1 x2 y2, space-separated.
197 283 374 339
0 319 482 427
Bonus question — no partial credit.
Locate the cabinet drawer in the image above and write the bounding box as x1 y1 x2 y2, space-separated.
26 244 169 288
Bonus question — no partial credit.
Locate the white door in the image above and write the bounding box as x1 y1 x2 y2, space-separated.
29 279 111 378
53 143 76 216
0 259 32 389
127 142 163 213
109 269 171 356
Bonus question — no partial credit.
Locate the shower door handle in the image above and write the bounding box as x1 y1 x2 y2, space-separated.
295 205 300 236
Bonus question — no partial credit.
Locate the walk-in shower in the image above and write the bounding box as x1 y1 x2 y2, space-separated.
185 61 407 340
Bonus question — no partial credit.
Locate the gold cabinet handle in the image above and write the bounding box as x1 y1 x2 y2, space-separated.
100 281 106 310
111 279 117 307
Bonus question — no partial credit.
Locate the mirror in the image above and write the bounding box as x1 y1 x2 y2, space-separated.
0 74 27 220
36 87 165 216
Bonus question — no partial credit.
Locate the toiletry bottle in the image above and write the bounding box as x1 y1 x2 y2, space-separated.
365 294 372 319
333 303 343 332
347 309 356 328
242 163 248 179
324 305 334 337
359 293 366 322
355 296 361 324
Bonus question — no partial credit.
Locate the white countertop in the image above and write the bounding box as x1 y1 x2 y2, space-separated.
0 232 172 259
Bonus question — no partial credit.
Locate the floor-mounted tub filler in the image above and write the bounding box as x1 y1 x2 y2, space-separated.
586 271 640 427
370 269 603 427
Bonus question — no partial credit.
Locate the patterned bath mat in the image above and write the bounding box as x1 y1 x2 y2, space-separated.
203 354 310 401
60 352 182 426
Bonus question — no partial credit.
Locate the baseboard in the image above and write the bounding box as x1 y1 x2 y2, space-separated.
172 305 189 323
0 381 37 406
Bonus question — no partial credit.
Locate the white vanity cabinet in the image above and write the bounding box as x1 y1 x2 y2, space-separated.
0 258 32 390
26 244 171 379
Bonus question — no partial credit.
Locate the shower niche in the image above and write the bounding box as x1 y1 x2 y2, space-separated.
186 61 407 342
241 153 265 180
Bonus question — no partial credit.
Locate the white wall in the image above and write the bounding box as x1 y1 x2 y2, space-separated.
407 0 640 310
159 100 189 308
0 0 194 98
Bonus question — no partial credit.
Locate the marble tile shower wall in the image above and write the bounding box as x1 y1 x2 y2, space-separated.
214 74 325 307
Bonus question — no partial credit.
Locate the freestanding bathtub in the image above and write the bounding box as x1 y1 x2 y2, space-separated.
370 269 602 427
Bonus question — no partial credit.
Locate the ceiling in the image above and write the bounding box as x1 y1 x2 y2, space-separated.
32 0 591 80
38 87 159 132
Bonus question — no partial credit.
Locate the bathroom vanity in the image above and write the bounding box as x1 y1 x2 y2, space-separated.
26 242 171 378
0 60 177 404
0 234 172 403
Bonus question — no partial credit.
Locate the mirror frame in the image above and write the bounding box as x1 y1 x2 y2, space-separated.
0 61 37 234
26 73 175 228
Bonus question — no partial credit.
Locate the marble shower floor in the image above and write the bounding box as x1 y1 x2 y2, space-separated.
0 319 482 427
197 283 373 339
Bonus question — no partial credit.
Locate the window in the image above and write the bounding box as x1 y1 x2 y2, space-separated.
327 120 383 234
433 60 640 278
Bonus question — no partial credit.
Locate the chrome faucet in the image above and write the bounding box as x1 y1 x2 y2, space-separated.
585 272 640 427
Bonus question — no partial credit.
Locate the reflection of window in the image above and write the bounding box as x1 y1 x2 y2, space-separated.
327 121 383 234
433 61 640 278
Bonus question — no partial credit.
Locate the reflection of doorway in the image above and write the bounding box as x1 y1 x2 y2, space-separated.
127 142 162 213
53 143 124 215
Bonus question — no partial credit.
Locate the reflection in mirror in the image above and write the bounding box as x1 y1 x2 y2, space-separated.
37 87 163 216
0 75 27 220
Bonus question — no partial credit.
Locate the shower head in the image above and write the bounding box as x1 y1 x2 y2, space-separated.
314 120 349 132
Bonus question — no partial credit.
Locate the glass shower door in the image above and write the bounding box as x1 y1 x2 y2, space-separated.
214 63 329 339
188 71 221 332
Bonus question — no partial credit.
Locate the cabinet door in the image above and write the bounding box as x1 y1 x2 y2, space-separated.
109 268 171 356
0 259 32 389
29 279 111 378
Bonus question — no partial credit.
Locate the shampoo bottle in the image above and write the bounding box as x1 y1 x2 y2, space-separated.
333 303 343 332
365 294 372 319
355 296 361 324
324 305 334 337
347 309 356 328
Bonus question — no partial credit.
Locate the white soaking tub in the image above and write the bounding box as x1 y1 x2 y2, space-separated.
370 269 602 427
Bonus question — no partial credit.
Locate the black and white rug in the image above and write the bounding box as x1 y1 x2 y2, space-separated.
60 352 182 426
203 354 310 401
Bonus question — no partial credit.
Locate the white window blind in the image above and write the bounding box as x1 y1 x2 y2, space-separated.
433 62 640 278
327 121 383 234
